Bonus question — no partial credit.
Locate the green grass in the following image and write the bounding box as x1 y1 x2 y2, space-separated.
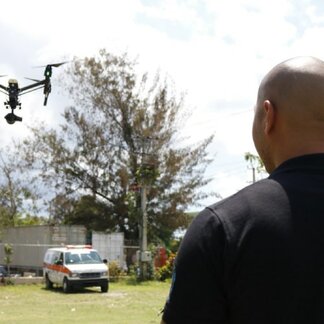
0 280 170 324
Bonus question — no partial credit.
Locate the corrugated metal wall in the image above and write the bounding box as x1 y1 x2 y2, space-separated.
0 225 87 270
92 232 125 268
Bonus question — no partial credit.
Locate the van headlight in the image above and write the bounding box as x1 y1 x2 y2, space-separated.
70 272 79 278
101 271 108 277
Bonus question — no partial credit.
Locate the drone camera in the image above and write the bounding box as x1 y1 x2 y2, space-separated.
5 112 22 124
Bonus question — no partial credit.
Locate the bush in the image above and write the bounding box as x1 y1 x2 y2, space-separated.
108 261 124 282
127 263 155 282
0 277 14 286
155 252 176 281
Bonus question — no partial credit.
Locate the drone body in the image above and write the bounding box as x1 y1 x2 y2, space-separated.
0 62 66 124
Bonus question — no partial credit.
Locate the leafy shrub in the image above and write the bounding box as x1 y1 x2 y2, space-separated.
108 261 124 282
128 263 155 282
155 253 176 282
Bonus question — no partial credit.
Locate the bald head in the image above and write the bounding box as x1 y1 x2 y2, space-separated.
253 56 324 173
258 57 324 122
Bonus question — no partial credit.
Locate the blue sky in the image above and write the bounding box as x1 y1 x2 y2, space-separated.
0 0 324 207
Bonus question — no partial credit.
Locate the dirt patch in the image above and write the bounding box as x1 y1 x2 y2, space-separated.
106 292 127 298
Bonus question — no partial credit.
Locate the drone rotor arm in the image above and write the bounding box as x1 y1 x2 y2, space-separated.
0 84 8 92
19 80 46 94
19 85 45 96
0 89 8 96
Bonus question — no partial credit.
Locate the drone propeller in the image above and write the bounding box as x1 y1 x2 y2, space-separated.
34 61 69 79
0 75 7 78
25 77 41 82
49 61 68 68
34 61 69 68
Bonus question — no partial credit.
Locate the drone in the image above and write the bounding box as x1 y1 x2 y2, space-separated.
0 62 66 124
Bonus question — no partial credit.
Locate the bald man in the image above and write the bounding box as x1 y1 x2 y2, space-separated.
161 57 324 324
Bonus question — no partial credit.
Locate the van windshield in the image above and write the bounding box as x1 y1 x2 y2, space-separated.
65 251 102 265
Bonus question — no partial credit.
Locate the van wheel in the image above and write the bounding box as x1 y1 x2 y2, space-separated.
45 275 53 290
63 277 72 293
101 281 109 293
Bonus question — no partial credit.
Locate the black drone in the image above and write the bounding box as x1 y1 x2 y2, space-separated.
0 62 66 124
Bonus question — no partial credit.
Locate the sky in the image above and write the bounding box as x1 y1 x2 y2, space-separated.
0 0 324 209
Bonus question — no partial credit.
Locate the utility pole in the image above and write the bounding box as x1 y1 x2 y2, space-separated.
136 136 158 281
244 152 258 184
141 185 148 253
139 184 148 280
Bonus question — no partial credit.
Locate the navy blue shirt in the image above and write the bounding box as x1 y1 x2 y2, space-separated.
162 154 324 323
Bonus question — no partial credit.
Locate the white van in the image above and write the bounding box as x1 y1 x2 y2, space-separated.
43 245 109 293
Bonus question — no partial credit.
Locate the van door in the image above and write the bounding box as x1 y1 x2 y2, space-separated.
54 252 65 285
46 251 60 284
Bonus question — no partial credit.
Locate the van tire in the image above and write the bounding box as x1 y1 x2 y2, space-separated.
63 277 72 293
101 281 109 293
45 274 53 290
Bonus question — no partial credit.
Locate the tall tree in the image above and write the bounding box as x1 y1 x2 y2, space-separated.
0 147 39 227
22 50 215 243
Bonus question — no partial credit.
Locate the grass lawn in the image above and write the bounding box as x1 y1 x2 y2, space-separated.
0 280 170 324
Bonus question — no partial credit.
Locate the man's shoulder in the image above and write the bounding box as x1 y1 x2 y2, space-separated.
210 177 282 207
203 178 288 228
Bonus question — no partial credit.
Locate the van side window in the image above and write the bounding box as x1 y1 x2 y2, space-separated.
44 251 53 263
54 252 63 265
51 251 60 264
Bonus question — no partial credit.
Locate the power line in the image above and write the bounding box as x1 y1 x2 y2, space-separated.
186 108 253 128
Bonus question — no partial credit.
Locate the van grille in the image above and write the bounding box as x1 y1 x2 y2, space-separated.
79 272 101 279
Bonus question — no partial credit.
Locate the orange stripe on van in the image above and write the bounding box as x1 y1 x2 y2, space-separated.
43 262 71 275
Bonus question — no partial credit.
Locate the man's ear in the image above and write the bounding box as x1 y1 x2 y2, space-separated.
263 100 275 134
